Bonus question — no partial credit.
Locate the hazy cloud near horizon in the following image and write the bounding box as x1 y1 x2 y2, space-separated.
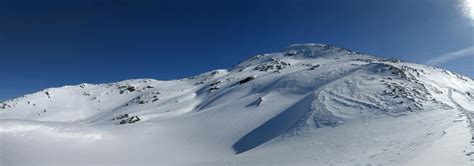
425 46 474 66
426 1 474 66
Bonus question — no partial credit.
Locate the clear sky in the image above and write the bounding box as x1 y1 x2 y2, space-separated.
1 0 473 101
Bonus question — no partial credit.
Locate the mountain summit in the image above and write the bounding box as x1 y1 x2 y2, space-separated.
284 43 362 57
1 44 473 165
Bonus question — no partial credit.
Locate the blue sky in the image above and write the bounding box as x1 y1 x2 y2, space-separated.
0 0 473 101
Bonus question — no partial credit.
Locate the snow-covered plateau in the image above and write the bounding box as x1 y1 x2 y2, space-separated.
1 44 473 166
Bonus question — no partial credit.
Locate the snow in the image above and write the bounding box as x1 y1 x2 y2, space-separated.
1 43 474 165
217 110 466 166
404 115 473 166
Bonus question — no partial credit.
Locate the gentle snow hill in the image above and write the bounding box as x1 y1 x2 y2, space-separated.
1 43 474 166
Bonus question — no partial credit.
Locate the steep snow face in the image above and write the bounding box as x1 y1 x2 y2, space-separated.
1 43 474 165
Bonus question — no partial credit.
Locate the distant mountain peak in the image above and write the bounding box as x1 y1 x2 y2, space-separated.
232 43 373 72
283 43 361 58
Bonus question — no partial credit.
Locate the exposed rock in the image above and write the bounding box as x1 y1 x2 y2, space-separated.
239 76 255 84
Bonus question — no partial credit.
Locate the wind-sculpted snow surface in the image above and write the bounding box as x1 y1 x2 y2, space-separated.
1 43 474 165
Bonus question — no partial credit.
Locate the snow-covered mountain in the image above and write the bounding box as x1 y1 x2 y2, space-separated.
1 43 473 166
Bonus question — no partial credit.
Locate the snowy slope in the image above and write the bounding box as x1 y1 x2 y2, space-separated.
1 43 474 166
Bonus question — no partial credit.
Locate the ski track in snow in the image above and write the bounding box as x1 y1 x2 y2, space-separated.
449 88 474 162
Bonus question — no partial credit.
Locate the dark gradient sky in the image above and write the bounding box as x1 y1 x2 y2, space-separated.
1 0 473 101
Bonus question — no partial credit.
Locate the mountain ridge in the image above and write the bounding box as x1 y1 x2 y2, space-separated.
1 43 473 165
